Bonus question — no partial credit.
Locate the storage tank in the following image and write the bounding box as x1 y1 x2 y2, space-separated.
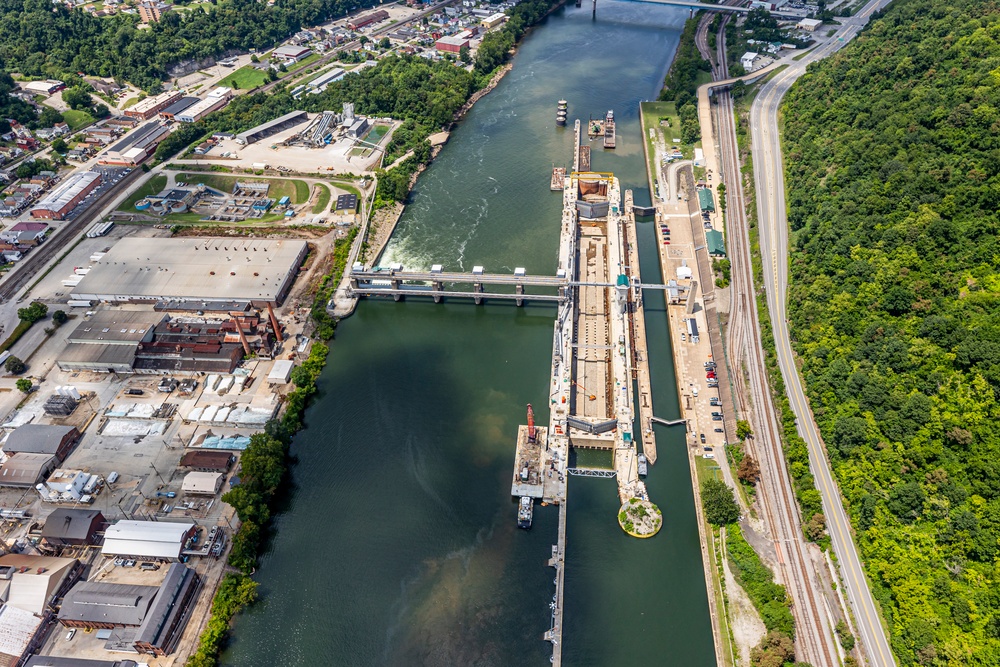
135 198 151 210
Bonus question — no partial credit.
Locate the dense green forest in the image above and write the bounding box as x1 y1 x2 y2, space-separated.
0 0 378 91
781 0 1000 663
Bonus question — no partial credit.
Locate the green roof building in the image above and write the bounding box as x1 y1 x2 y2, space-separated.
706 229 726 256
697 188 715 212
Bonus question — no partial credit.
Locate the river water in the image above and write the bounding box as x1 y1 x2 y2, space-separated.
222 3 716 665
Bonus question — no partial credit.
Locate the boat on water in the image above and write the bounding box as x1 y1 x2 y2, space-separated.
604 110 616 149
638 453 648 476
517 496 534 529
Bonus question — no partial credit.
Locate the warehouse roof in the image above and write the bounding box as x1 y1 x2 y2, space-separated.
67 311 164 345
4 424 76 455
0 605 42 664
0 453 57 486
0 554 78 615
133 564 197 649
71 238 308 303
58 581 158 626
25 656 138 667
236 110 308 144
31 171 100 215
57 343 137 369
41 509 106 542
178 450 234 471
159 97 199 117
107 122 169 155
102 520 194 559
181 472 222 494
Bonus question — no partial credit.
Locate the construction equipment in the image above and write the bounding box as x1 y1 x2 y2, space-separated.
527 404 537 443
574 381 597 401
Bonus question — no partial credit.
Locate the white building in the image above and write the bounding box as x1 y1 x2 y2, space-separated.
102 520 196 560
44 469 88 500
182 471 224 496
740 52 760 72
797 17 823 31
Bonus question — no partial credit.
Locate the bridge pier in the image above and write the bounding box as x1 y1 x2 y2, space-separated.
592 0 596 18
432 281 443 303
349 277 359 290
516 284 525 307
474 282 484 305
391 278 402 301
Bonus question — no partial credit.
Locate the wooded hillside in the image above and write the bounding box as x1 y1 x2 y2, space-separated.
781 0 1000 663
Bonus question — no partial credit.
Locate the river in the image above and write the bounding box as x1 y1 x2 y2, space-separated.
222 3 716 665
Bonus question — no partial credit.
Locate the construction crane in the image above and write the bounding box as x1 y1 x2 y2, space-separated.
527 404 537 443
574 381 597 401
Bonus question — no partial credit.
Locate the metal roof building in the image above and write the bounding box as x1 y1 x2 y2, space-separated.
102 521 196 561
58 581 158 628
29 171 101 220
706 229 726 256
158 96 199 120
100 122 170 166
3 424 79 460
41 509 107 546
235 110 308 145
70 238 308 305
181 471 223 496
0 453 58 487
0 604 44 667
132 564 200 656
0 554 79 615
25 657 139 667
697 188 715 212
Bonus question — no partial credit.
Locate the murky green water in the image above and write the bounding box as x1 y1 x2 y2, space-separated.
222 3 716 665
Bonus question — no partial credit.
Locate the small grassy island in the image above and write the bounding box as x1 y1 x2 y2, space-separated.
618 498 662 538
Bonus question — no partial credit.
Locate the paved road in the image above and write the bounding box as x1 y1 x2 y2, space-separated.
749 2 897 666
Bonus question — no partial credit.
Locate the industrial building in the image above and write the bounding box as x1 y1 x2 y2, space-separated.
178 450 235 473
182 471 224 496
124 91 183 121
25 658 138 667
29 171 101 220
41 509 107 547
69 238 308 305
235 110 308 145
57 564 199 656
796 17 823 31
157 96 199 121
21 80 65 96
99 122 170 166
334 193 358 217
56 310 164 374
0 454 58 488
697 188 715 212
3 424 79 461
0 554 80 615
481 12 506 29
0 605 47 667
740 52 761 72
347 9 389 30
272 45 312 62
175 88 231 123
58 581 157 629
132 564 200 656
102 521 196 561
435 36 470 54
305 67 345 94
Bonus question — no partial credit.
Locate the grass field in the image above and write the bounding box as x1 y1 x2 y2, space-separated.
62 109 95 131
312 184 331 214
177 173 310 204
218 66 270 90
118 174 167 211
121 97 139 110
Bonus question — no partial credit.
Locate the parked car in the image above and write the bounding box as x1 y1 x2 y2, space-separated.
700 433 706 443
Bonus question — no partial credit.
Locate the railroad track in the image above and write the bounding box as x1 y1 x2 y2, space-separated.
0 166 145 302
697 8 837 666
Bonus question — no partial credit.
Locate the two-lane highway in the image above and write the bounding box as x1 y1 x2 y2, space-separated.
750 1 897 666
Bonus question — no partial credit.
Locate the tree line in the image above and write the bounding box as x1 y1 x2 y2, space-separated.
0 0 379 92
781 0 1000 663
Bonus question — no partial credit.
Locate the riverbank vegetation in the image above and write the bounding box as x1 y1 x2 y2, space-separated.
780 0 1000 662
658 16 711 109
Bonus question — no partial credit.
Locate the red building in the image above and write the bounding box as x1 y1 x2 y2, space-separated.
435 36 469 53
347 9 389 30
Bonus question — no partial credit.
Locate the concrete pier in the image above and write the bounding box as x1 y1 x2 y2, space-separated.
622 189 658 464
